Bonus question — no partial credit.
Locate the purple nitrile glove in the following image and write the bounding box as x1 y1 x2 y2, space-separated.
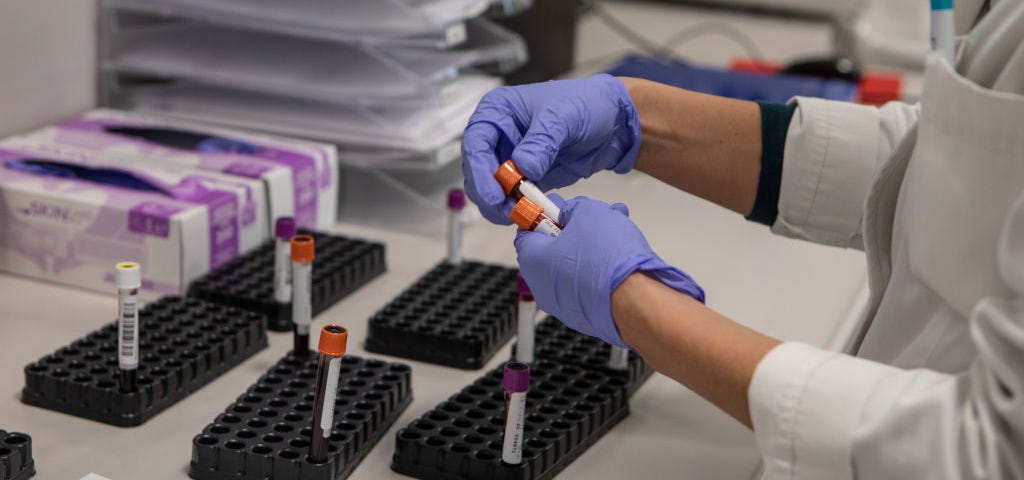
515 195 704 349
461 74 642 225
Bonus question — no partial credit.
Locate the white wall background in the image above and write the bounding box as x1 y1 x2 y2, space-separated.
0 0 97 138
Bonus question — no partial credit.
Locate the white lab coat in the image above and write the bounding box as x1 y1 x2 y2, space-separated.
748 2 1024 478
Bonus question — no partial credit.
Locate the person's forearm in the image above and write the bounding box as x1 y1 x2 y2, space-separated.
619 77 762 216
612 272 780 428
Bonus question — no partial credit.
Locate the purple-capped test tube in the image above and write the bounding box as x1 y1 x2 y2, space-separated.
502 361 530 465
273 217 296 304
447 189 466 264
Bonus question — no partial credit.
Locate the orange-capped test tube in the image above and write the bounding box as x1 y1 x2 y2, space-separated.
510 197 562 237
494 160 561 221
291 235 315 357
308 325 348 463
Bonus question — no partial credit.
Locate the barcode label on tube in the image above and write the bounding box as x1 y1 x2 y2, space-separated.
119 296 139 368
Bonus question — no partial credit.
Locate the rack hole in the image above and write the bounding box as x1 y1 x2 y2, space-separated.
278 450 300 460
196 436 217 446
400 430 422 441
439 428 459 438
261 434 282 444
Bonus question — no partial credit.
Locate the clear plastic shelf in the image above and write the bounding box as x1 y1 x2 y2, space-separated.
104 0 492 48
103 19 523 107
119 76 498 156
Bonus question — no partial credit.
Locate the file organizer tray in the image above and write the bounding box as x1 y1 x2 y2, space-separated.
392 359 629 480
21 296 268 427
189 352 412 480
188 230 386 332
105 0 491 48
119 75 499 153
365 261 519 370
104 19 524 107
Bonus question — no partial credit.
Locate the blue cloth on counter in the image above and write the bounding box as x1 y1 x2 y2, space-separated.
606 54 858 103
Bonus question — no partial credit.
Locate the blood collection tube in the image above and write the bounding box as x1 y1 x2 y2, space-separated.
502 361 530 465
115 262 141 393
510 197 562 237
291 235 315 357
515 273 536 364
447 189 466 264
494 160 561 221
273 217 296 304
308 325 348 464
608 346 629 370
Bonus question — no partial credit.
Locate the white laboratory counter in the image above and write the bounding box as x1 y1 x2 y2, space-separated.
0 3 869 479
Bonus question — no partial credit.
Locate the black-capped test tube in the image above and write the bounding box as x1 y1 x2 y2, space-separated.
515 274 536 364
308 325 348 463
116 262 141 392
273 217 296 304
447 189 466 265
291 235 315 357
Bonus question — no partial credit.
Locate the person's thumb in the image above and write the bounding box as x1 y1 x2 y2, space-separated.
514 229 557 261
511 106 573 183
610 202 630 217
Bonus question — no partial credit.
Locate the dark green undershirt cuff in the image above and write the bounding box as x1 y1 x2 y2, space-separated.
746 101 796 226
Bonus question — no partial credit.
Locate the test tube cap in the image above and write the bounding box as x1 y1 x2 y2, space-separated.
317 325 348 356
509 197 543 231
447 189 466 211
516 272 532 297
493 160 524 196
275 217 296 240
290 235 315 262
502 361 530 393
115 262 141 289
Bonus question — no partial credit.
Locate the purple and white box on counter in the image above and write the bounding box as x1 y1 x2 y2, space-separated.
20 108 338 230
0 148 228 295
0 139 268 254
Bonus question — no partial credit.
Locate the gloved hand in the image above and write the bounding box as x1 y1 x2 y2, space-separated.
515 195 704 348
462 74 642 224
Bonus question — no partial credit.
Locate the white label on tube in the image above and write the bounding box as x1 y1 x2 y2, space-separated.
516 300 536 364
535 218 561 237
518 181 561 221
503 391 526 464
448 210 463 264
608 346 630 370
118 295 139 369
292 261 312 334
274 239 292 303
320 357 342 436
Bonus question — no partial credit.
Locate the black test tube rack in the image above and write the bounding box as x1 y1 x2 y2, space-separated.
392 359 629 480
21 296 268 427
515 316 654 397
189 352 412 480
0 431 34 480
189 230 387 331
365 261 519 369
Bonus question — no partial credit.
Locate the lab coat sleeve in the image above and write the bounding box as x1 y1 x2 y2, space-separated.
749 207 1024 480
771 97 919 249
